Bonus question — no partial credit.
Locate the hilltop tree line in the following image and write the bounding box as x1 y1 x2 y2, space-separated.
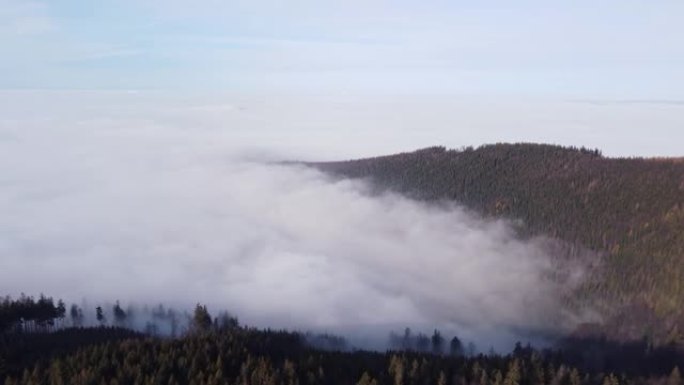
0 295 65 333
0 295 241 338
388 328 472 356
0 295 138 334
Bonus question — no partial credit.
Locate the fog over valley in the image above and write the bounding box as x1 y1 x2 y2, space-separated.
0 91 610 351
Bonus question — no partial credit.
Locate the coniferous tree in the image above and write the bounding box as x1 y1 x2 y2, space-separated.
504 359 521 385
450 336 464 356
416 333 430 352
192 304 212 333
56 300 66 327
669 367 682 385
431 329 444 355
112 301 127 327
69 304 83 327
95 306 105 325
402 328 412 350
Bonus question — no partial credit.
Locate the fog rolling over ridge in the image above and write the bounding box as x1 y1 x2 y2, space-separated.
0 94 592 351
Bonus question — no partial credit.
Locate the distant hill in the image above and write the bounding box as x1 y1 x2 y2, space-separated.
313 143 684 344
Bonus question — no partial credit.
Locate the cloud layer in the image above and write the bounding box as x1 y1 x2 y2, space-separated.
0 91 597 350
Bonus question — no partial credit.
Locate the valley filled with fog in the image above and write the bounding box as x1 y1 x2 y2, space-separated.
0 91 639 350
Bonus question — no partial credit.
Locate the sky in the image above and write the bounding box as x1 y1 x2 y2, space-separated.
1 0 683 157
1 0 684 99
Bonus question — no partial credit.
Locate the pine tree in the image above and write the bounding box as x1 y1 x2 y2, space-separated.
450 336 463 356
388 355 405 385
70 304 83 327
437 371 447 385
113 301 127 327
431 330 444 355
357 372 375 385
602 374 619 385
669 367 682 385
96 306 105 325
503 359 521 385
568 368 582 385
192 304 212 333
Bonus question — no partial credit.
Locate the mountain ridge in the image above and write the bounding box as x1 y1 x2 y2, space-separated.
311 143 684 344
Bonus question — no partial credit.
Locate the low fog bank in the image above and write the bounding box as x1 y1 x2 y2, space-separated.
0 92 596 351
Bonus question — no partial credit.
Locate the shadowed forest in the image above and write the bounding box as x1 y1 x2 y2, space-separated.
2 294 684 385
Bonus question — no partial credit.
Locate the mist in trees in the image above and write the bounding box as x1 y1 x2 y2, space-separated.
0 294 65 333
387 328 472 355
1 295 221 339
0 294 482 358
5 292 684 385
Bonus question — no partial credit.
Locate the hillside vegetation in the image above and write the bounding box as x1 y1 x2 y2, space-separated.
314 144 684 343
3 295 684 385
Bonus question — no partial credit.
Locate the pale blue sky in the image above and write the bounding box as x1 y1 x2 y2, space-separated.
2 0 683 98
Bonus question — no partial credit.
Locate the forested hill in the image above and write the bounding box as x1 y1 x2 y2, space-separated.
312 143 684 342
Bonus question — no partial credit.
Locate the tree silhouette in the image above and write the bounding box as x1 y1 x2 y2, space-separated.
192 304 212 333
69 304 83 327
431 329 444 355
95 306 105 325
112 301 127 327
450 336 464 356
416 333 430 352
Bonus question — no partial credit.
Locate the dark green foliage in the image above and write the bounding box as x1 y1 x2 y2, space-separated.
5 325 684 385
314 143 684 343
0 326 578 385
3 293 684 385
0 326 142 380
0 294 65 333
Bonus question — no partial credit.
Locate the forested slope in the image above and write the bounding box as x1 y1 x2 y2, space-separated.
5 326 683 385
314 144 684 343
3 295 684 384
